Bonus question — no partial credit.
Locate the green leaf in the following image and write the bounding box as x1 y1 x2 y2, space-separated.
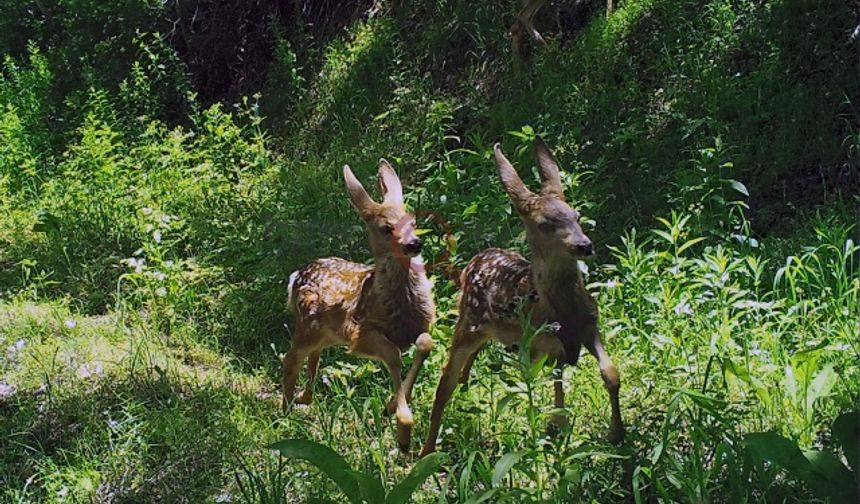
270 439 362 504
349 470 385 504
496 392 519 414
492 451 524 487
806 364 836 412
833 410 860 474
729 179 749 196
676 236 706 255
463 488 500 504
743 432 815 485
387 452 446 504
803 450 858 502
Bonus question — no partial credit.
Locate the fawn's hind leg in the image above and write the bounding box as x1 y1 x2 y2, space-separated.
420 329 488 458
282 348 309 409
282 326 324 409
295 349 322 405
458 347 481 385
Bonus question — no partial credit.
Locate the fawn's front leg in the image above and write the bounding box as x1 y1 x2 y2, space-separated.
351 329 413 452
402 332 433 403
584 332 624 444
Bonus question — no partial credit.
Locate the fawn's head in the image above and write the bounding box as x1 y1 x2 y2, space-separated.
343 160 423 259
494 137 593 258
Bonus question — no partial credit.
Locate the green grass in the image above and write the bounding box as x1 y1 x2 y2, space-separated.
1 212 856 502
0 0 858 501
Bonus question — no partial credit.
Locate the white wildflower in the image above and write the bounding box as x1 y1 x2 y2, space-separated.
577 261 589 275
153 271 166 281
7 339 25 360
108 419 120 429
215 492 233 503
321 374 331 386
152 231 162 243
57 486 69 498
605 279 618 289
0 381 16 398
155 287 168 297
673 302 693 316
64 318 77 329
141 207 153 215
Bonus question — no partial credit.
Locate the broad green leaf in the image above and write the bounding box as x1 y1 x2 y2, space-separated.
744 432 812 478
270 439 362 504
348 470 385 504
492 451 525 487
833 410 859 474
803 449 858 502
806 364 836 412
387 452 446 504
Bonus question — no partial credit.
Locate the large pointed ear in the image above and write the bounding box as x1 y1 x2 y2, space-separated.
343 164 376 214
534 136 564 198
377 158 403 204
494 143 534 210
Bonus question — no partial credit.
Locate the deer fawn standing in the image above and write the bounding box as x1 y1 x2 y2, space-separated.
420 138 624 457
284 160 435 452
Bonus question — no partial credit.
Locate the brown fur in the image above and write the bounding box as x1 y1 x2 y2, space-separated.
420 138 624 458
283 160 435 452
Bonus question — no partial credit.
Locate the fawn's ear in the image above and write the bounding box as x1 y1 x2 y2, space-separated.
377 158 403 204
343 165 376 214
494 143 534 211
534 136 564 198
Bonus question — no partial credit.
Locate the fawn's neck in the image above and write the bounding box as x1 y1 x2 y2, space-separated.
530 252 587 314
371 254 429 297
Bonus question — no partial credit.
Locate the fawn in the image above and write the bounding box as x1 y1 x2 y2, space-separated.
510 0 614 73
420 137 624 457
283 160 435 452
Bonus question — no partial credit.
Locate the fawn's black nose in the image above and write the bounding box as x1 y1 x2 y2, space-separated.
575 241 593 256
404 238 423 255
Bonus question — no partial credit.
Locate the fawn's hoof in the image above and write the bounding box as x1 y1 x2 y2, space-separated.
295 391 313 405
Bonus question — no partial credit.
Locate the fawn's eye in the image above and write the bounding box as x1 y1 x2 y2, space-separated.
379 224 394 234
537 221 556 232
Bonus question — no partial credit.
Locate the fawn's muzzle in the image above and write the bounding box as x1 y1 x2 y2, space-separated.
404 238 423 256
574 241 593 257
